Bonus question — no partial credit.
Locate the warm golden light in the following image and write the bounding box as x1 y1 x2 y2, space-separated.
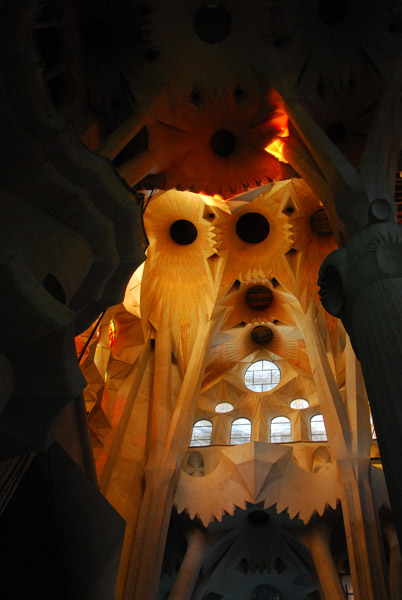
264 114 289 164
199 192 231 213
264 138 288 163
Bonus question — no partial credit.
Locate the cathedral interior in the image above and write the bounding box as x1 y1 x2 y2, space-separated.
2 1 402 599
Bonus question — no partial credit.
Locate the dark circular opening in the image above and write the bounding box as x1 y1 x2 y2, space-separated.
248 510 270 524
251 326 274 345
326 123 346 143
246 286 273 311
317 0 349 25
210 130 237 157
310 209 332 236
193 4 232 44
236 213 270 244
170 220 198 245
43 273 66 304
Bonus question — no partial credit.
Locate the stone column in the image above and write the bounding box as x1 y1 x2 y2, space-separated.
168 527 207 600
124 311 223 600
302 522 346 600
318 219 402 550
296 304 390 600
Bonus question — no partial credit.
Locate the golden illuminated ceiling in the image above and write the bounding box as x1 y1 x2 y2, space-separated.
68 0 402 203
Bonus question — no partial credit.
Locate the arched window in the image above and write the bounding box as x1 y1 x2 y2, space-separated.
270 416 291 443
230 418 252 444
311 414 327 442
189 420 212 447
244 360 281 392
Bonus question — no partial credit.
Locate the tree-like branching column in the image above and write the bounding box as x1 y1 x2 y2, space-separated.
278 85 402 557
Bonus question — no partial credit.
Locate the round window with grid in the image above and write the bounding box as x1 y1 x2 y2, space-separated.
244 360 280 392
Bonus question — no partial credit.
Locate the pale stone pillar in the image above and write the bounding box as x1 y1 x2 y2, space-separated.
124 312 223 600
302 522 346 600
168 527 207 600
295 305 390 600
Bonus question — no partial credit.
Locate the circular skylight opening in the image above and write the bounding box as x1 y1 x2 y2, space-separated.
215 402 233 413
210 129 237 157
244 360 280 392
310 208 332 236
245 285 273 311
193 4 232 44
170 219 198 245
290 398 310 410
236 212 270 244
251 325 273 345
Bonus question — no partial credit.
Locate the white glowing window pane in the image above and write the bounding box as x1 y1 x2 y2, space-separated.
290 398 309 410
244 360 281 392
270 416 291 443
215 402 234 413
311 414 327 441
230 418 251 444
370 415 377 440
190 420 212 447
341 574 354 598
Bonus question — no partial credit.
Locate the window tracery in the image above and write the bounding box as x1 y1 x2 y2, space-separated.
244 360 281 392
